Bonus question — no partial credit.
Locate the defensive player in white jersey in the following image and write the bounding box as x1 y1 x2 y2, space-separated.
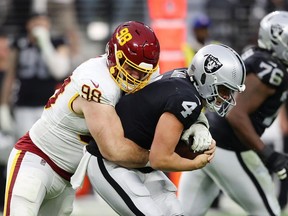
178 11 288 216
4 21 160 216
72 44 246 215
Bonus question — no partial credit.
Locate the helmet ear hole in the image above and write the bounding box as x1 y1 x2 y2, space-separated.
116 51 123 59
200 73 206 85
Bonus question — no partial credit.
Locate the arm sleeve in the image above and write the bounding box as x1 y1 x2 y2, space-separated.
33 27 71 80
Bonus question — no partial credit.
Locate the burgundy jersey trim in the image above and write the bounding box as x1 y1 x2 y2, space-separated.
4 150 25 216
15 133 73 181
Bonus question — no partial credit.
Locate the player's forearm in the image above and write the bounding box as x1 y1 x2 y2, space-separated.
149 152 208 172
113 148 149 168
41 46 71 80
227 113 265 152
84 104 149 168
235 129 265 152
33 26 70 80
101 140 149 168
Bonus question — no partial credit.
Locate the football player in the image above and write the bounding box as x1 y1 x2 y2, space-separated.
178 11 288 216
4 21 160 216
72 44 246 215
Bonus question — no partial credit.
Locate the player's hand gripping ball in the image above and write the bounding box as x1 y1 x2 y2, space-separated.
175 139 204 160
181 123 212 152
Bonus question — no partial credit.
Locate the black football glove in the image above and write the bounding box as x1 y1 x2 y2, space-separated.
260 145 288 180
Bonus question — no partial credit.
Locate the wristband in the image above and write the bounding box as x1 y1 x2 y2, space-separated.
259 145 274 161
195 112 209 129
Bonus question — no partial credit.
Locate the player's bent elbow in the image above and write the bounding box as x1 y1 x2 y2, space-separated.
103 153 121 163
149 160 161 170
149 155 166 170
99 148 120 162
100 148 134 164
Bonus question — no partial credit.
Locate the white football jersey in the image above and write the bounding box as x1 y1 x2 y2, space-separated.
29 54 122 173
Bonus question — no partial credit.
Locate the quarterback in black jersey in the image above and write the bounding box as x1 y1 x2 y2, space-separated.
71 44 246 216
178 11 288 216
116 69 207 153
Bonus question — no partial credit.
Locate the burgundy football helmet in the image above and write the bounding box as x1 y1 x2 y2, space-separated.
106 21 160 93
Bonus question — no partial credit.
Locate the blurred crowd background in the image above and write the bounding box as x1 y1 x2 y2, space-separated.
1 0 288 215
1 0 287 63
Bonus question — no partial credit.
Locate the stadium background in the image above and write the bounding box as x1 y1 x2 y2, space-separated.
1 0 288 215
1 0 281 72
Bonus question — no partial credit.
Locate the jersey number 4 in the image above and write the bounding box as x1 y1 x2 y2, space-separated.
181 101 197 118
45 77 71 109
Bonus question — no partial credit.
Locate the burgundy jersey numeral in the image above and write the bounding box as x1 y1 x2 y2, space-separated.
45 76 72 109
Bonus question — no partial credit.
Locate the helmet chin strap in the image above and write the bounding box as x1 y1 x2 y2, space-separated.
206 97 231 117
212 102 221 112
208 102 225 117
205 97 216 111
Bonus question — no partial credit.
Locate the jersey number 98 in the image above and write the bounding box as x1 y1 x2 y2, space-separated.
81 84 102 102
116 28 132 46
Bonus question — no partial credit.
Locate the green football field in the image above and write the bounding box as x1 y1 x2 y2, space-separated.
69 193 288 216
3 193 287 216
205 194 288 216
206 210 288 216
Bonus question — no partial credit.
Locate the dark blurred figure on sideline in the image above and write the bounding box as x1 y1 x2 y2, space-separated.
31 0 83 68
1 12 71 140
182 13 218 67
278 101 288 210
0 30 15 213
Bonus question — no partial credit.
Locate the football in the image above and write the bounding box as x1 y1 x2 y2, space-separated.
175 140 203 160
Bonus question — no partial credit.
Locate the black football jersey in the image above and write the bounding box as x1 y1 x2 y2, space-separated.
207 46 288 152
115 68 204 150
13 36 66 107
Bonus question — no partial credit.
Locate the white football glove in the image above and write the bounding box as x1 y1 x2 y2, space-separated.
181 123 212 152
0 104 14 133
31 26 50 45
32 26 70 80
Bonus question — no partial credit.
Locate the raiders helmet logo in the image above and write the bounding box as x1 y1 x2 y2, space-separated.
271 24 283 42
204 54 223 73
